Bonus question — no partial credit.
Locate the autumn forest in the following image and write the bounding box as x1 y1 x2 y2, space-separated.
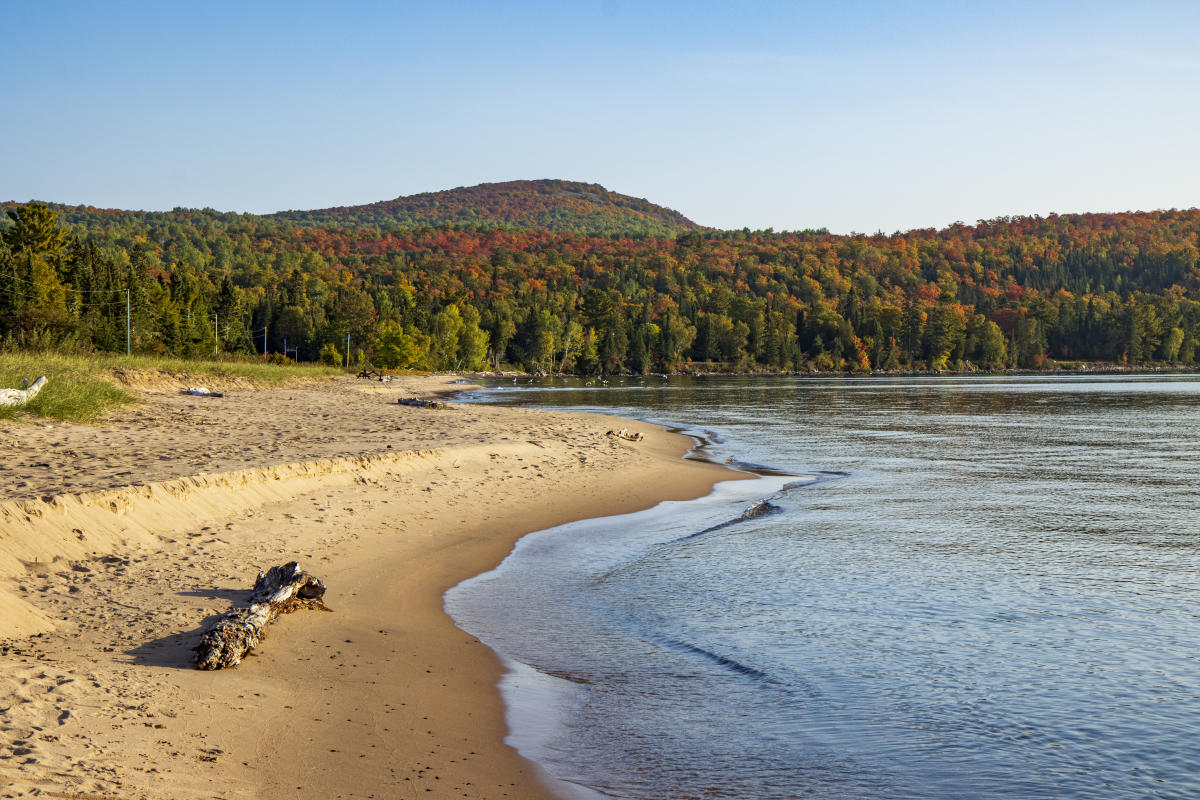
3 180 1200 374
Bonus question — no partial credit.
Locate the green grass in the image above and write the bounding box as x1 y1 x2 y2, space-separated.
0 352 135 422
100 353 345 384
0 352 344 423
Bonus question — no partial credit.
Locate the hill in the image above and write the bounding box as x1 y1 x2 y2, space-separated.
269 179 699 236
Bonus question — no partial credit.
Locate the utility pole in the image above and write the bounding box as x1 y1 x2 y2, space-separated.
213 314 219 357
263 324 268 355
345 333 351 368
125 289 130 356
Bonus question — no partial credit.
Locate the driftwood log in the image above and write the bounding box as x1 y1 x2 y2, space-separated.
195 562 330 670
357 367 392 382
607 427 644 442
397 397 446 409
0 376 47 408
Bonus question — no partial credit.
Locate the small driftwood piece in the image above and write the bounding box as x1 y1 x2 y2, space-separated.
182 386 224 397
397 397 446 409
607 427 644 442
0 376 47 408
195 562 330 670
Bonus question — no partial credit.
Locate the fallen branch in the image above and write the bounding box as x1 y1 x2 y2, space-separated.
357 367 393 382
607 427 644 442
396 397 446 409
195 562 330 670
0 376 47 408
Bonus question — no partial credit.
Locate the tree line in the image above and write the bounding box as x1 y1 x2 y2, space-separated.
3 200 1200 373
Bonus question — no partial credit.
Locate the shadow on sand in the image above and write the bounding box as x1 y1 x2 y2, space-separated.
124 586 249 669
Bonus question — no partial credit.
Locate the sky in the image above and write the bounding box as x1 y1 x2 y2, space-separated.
3 0 1200 234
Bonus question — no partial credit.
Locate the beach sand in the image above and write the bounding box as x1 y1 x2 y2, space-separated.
0 374 738 799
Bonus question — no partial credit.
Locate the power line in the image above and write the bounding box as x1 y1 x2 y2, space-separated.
1 283 127 308
3 271 140 294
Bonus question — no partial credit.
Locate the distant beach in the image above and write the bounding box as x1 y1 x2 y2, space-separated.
0 374 734 799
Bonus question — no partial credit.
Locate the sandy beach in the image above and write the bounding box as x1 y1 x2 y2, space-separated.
0 374 738 799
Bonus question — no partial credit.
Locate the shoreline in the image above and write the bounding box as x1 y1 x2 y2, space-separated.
446 473 795 800
0 375 741 798
470 364 1200 379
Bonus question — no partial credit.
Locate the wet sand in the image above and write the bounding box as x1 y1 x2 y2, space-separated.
0 374 738 798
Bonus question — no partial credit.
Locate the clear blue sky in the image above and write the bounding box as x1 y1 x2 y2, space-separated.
4 0 1199 233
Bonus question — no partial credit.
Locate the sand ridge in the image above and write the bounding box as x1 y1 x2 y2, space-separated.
0 375 741 799
0 449 462 638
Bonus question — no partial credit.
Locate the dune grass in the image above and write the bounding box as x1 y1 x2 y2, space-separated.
0 352 344 423
0 352 135 423
101 354 345 384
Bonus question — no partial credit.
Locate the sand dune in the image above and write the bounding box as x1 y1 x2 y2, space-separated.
0 375 738 799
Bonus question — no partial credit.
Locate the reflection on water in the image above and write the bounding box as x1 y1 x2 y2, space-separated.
448 375 1200 799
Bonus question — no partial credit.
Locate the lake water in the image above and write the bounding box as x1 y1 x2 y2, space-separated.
446 375 1200 799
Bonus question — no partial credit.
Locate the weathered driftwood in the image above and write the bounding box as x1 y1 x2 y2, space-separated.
607 427 644 442
182 386 224 397
396 397 446 409
357 367 393 382
698 499 782 534
195 562 330 670
0 376 47 408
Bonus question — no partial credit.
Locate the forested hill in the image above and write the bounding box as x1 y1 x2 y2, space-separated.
3 195 1200 375
270 179 699 236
